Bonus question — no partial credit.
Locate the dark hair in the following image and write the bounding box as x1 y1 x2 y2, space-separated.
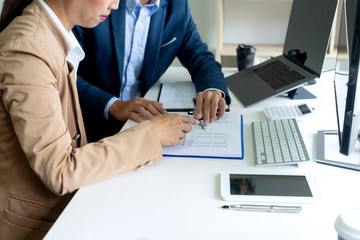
0 0 33 32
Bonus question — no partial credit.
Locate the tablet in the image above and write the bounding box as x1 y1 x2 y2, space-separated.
220 172 320 203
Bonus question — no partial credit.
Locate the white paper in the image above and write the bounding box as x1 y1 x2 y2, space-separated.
162 113 243 159
158 82 196 110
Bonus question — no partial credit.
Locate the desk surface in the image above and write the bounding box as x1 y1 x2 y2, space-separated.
44 67 360 240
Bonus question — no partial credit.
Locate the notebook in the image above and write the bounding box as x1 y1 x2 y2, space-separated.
225 0 338 107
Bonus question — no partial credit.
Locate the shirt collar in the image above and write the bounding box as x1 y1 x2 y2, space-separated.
126 0 160 16
38 0 84 64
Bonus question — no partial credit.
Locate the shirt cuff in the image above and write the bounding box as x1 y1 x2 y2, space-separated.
204 88 225 98
104 97 119 120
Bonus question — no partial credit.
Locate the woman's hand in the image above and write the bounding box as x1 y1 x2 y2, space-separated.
150 114 199 146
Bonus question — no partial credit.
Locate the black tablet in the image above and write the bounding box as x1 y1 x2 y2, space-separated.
221 172 320 203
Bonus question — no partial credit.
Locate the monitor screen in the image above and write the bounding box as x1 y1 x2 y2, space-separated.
283 0 338 77
334 0 360 155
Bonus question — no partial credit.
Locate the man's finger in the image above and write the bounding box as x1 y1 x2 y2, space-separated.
193 93 204 119
210 97 220 123
144 103 163 116
217 98 226 120
137 107 153 120
153 101 168 114
202 97 211 126
130 112 145 123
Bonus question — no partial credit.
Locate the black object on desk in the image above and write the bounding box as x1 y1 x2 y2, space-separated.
236 44 256 71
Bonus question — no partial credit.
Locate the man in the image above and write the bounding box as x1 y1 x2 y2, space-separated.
74 0 231 142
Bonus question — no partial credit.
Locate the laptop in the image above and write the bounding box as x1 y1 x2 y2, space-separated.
225 0 339 107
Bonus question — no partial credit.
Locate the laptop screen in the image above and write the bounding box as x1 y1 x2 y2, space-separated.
283 0 338 77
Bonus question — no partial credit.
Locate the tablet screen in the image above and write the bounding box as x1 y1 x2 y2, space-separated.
229 174 313 197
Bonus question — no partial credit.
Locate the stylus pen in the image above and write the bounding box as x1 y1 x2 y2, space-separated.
222 204 301 213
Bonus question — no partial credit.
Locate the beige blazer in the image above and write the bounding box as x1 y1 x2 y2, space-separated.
0 1 163 239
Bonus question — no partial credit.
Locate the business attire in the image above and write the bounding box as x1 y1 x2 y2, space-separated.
73 0 231 142
0 1 162 239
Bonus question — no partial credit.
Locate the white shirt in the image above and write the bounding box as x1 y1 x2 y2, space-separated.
38 0 85 75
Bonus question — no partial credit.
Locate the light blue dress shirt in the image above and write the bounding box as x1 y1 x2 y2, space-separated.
104 0 159 119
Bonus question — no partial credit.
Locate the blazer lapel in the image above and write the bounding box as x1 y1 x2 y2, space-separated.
110 0 126 82
140 0 168 93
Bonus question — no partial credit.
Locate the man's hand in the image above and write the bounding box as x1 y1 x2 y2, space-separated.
109 97 168 122
150 114 199 146
193 90 226 126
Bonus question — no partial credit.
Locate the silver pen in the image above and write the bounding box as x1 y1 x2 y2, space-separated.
199 118 205 129
222 204 301 213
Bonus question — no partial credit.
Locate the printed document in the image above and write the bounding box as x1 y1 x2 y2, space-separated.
162 113 244 159
158 82 196 111
158 82 230 111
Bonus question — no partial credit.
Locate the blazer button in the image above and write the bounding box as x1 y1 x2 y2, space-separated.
73 134 81 140
145 161 154 166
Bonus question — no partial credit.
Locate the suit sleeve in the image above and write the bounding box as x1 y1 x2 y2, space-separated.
72 26 115 119
176 1 231 104
1 48 163 196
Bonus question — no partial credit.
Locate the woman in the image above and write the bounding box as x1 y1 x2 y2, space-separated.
0 0 198 239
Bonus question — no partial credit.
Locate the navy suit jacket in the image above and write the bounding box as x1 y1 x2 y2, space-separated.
74 0 231 142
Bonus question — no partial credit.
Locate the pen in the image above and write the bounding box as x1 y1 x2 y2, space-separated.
222 204 301 213
199 118 205 129
192 98 206 129
187 109 205 129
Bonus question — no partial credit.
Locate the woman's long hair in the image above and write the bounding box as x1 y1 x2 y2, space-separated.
0 0 33 32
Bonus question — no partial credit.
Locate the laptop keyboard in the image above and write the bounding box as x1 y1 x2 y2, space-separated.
253 60 305 90
252 118 310 166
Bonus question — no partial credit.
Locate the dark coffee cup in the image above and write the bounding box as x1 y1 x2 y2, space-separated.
236 44 256 71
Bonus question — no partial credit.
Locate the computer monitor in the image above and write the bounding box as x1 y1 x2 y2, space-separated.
316 0 360 171
338 0 360 155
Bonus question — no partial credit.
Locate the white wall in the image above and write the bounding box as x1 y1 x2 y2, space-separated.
188 0 292 52
223 0 291 45
188 0 218 52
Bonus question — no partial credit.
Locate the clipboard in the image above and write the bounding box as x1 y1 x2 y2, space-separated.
162 113 244 159
158 82 230 112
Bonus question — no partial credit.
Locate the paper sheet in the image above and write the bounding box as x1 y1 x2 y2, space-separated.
158 82 196 110
162 113 244 159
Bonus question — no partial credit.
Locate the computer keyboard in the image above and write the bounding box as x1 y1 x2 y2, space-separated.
253 60 305 90
252 118 310 166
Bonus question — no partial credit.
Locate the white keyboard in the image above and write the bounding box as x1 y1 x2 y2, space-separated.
252 118 310 166
264 106 301 120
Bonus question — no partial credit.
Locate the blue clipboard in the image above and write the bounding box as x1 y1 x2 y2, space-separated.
162 114 244 160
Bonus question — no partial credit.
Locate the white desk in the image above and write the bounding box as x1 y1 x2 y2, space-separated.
44 67 360 240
